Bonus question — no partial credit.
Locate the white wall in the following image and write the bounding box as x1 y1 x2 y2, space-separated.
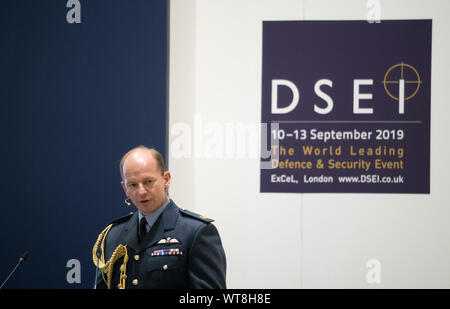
169 0 450 288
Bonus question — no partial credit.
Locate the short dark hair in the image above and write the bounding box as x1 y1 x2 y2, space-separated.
119 146 166 180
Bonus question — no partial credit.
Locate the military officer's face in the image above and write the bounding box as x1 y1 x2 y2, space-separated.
121 150 171 215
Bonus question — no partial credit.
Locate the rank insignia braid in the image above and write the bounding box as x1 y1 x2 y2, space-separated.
92 224 129 289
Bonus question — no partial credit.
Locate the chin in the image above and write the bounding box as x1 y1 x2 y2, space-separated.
138 203 157 214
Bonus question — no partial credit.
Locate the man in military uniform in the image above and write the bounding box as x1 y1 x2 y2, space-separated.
93 146 226 289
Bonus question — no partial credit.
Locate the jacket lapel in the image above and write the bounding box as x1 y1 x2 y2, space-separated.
140 200 180 251
120 212 140 252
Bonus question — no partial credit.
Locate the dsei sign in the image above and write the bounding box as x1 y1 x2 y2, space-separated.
260 20 431 194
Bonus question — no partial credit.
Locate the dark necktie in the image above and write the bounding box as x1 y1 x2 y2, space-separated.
138 217 148 244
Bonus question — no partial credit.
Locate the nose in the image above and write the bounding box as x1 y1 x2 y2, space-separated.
138 183 147 195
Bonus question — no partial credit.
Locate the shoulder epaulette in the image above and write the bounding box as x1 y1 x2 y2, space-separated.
107 212 134 226
180 208 214 223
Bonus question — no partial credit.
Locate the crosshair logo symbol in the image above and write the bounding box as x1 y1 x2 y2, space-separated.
382 62 422 114
382 62 421 100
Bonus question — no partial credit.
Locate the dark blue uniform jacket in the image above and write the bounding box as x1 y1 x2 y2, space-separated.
95 200 226 289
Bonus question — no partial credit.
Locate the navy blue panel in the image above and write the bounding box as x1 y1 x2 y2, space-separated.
0 0 168 288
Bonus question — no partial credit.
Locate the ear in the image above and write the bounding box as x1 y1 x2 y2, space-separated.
121 180 127 196
163 171 171 190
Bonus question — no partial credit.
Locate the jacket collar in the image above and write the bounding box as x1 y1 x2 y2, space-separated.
120 199 180 252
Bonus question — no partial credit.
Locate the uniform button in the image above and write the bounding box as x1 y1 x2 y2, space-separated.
132 279 139 286
134 254 140 261
163 264 168 271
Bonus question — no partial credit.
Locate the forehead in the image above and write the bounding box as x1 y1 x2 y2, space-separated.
122 150 160 180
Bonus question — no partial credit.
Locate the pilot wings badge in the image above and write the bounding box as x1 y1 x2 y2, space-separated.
157 237 180 244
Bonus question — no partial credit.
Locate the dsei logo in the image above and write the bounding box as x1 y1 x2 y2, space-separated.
271 62 422 116
260 20 431 194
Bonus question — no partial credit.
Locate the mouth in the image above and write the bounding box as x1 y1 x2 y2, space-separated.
140 199 150 204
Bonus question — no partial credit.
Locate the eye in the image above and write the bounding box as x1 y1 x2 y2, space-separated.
146 179 152 184
128 183 137 188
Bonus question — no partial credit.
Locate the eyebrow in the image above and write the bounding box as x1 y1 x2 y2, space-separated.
125 176 156 183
